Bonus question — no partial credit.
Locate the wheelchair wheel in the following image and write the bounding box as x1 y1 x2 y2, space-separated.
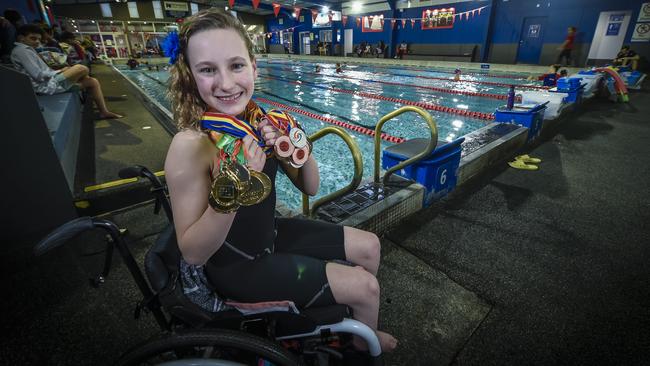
116 329 300 366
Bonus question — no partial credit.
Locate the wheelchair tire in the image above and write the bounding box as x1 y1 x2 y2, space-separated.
115 329 301 366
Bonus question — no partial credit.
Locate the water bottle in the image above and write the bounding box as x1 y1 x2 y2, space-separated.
506 85 515 110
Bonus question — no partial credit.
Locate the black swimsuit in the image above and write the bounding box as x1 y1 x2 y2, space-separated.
204 156 345 308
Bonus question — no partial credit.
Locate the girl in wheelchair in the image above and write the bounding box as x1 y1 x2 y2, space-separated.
162 8 397 353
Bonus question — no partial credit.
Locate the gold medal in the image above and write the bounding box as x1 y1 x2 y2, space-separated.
209 171 240 213
228 161 251 194
238 170 272 206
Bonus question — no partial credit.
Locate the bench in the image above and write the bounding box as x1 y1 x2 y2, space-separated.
0 65 81 243
38 91 84 190
406 44 479 62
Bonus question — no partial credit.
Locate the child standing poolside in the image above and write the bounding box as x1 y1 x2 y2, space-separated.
163 9 397 353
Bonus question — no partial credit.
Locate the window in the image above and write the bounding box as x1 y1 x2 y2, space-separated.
191 3 199 15
100 3 112 18
128 2 140 18
152 1 164 19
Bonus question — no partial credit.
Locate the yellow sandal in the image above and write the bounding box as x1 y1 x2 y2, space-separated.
515 154 542 164
508 160 539 171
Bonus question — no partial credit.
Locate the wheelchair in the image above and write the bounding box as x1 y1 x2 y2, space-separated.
34 165 384 366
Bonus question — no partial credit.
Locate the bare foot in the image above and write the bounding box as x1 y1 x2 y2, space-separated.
352 330 398 353
98 111 124 119
377 330 398 352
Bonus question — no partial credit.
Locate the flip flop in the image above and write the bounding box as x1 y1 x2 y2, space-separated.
96 113 125 120
508 160 539 171
515 154 542 164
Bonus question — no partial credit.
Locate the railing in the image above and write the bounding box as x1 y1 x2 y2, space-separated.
302 127 364 217
373 106 439 184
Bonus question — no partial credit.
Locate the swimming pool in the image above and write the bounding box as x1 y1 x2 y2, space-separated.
116 59 544 210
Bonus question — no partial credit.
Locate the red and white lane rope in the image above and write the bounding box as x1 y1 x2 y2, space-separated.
259 75 496 121
255 97 406 144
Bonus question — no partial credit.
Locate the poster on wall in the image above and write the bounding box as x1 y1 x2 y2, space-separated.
421 8 455 30
606 22 622 36
312 11 341 28
164 1 189 18
637 2 650 22
631 22 650 41
362 15 384 32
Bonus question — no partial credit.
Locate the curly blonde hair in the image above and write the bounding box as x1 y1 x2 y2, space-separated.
167 8 255 130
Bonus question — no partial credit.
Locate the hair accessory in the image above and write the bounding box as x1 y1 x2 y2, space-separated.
161 31 180 65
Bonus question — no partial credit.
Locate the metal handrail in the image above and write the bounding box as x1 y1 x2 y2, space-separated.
302 127 364 217
373 106 438 184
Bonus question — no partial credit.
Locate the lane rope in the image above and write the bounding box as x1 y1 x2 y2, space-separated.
261 65 512 101
260 63 547 90
254 97 406 144
259 74 496 121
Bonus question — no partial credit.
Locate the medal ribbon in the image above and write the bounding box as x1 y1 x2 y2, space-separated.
201 112 273 158
264 109 299 135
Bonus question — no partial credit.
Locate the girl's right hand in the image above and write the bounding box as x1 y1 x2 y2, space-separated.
242 135 266 172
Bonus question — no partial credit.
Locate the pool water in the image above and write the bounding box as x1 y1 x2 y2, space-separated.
117 59 543 210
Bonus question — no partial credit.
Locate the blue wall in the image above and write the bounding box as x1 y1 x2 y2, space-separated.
395 1 491 44
1 0 45 24
264 0 648 62
490 0 645 45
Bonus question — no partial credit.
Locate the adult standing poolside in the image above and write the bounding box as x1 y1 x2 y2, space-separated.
556 26 576 66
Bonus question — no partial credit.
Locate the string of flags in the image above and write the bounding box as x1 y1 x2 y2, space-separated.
229 2 488 32
228 1 488 23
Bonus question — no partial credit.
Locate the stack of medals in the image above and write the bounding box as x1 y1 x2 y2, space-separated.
202 113 272 213
263 109 312 168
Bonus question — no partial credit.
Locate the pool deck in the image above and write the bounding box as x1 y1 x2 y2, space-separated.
2 62 649 365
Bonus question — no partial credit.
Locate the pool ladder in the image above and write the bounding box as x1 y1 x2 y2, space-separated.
301 106 438 217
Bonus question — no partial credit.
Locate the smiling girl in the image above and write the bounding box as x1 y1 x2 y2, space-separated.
164 8 397 353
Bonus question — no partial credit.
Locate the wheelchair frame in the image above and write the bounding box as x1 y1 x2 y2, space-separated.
33 165 383 366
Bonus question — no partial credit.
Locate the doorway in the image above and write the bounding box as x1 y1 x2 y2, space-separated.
516 16 547 64
344 29 353 56
299 31 311 55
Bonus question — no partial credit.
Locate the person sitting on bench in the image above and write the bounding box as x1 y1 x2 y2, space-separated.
11 24 122 119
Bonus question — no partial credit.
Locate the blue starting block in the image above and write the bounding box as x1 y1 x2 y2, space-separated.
494 102 548 142
551 77 585 104
382 137 464 206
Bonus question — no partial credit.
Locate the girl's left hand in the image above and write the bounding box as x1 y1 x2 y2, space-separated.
258 118 282 147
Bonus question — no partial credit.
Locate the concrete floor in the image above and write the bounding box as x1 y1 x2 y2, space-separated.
1 65 648 365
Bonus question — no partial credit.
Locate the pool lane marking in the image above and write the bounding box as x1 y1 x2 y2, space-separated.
264 66 510 100
260 60 532 80
258 74 495 121
83 170 165 193
254 96 405 144
259 64 548 91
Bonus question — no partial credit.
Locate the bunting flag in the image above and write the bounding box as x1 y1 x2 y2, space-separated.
342 15 348 26
252 0 260 10
356 17 361 27
311 9 318 23
391 19 396 29
410 19 416 28
228 0 234 8
401 19 406 28
272 3 281 17
293 7 301 18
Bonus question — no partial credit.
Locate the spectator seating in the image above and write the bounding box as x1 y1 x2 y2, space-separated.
38 91 83 190
0 65 82 244
406 44 479 62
